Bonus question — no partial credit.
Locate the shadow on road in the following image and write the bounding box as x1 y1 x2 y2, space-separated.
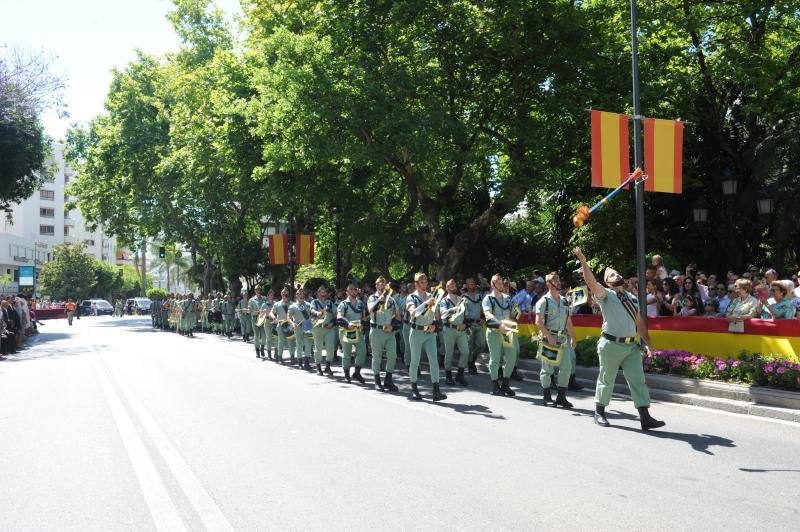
431 400 506 420
612 425 736 455
739 468 800 473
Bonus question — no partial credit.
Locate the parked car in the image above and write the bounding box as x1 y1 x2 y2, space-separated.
80 299 113 316
126 297 152 315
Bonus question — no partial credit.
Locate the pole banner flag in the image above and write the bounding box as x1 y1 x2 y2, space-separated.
268 234 289 265
295 234 315 264
644 118 684 194
591 110 631 189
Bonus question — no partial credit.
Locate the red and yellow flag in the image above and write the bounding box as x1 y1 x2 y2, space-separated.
268 234 289 265
295 234 315 265
591 110 630 188
644 118 684 194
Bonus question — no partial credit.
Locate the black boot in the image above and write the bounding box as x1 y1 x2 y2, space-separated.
344 366 351 383
374 374 384 392
290 356 296 366
408 382 422 401
384 372 398 392
353 366 365 384
260 346 266 358
316 363 323 376
256 346 262 358
491 380 502 395
455 368 468 386
500 378 516 397
594 404 610 427
510 367 524 381
638 407 666 431
445 370 455 385
468 360 478 375
324 362 333 376
556 387 573 409
568 374 584 391
304 357 311 370
542 388 554 406
432 383 447 402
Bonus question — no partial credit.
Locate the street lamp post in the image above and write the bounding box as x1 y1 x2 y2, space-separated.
692 199 709 224
756 190 774 216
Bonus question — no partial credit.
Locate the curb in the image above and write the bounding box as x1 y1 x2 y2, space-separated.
510 358 800 423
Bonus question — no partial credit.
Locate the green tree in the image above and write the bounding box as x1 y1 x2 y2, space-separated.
39 243 96 301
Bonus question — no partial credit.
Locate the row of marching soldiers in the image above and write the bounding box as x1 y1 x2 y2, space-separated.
149 272 580 405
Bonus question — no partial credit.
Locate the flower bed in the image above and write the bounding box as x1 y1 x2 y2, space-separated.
645 350 800 391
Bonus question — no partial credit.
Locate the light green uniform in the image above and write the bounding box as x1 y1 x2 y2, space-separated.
289 300 314 361
311 298 337 365
407 291 439 384
400 295 412 367
337 298 366 369
464 292 485 362
440 294 469 370
222 299 236 334
368 292 399 374
210 298 221 333
249 295 267 347
262 300 276 355
199 299 207 330
535 293 574 388
184 298 197 334
239 298 253 337
595 288 651 408
483 292 518 381
271 299 295 361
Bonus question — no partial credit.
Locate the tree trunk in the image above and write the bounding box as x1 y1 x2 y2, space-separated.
140 236 147 296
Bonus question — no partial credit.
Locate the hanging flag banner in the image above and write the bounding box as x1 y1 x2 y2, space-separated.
591 110 630 189
644 118 684 194
295 234 315 265
268 234 289 265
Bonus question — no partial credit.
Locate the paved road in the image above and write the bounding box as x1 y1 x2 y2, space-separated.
1 316 798 531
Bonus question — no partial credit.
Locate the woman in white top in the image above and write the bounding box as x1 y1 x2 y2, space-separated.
651 255 669 280
645 280 661 318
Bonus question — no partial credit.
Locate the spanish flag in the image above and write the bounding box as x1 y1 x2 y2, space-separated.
268 234 289 265
591 110 630 188
644 118 684 194
295 234 315 265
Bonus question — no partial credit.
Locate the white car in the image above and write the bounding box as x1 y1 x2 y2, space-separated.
126 298 152 314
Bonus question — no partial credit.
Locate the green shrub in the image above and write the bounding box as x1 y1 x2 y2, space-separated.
147 288 169 300
576 337 600 367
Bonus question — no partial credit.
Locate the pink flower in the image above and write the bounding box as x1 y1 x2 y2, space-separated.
732 361 741 367
777 367 786 374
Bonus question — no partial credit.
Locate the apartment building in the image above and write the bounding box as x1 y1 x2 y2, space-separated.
0 143 116 295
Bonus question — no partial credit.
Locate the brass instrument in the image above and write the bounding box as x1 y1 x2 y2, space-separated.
449 296 467 324
380 286 394 312
256 309 268 327
425 283 445 317
313 308 328 328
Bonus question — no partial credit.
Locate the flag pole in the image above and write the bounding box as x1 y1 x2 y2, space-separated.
630 0 647 326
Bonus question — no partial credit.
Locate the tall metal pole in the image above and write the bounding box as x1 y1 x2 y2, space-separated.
630 0 647 325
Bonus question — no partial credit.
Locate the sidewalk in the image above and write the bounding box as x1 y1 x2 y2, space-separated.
506 357 800 423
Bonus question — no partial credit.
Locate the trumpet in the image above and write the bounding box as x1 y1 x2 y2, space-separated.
380 287 394 312
425 283 445 317
449 296 467 324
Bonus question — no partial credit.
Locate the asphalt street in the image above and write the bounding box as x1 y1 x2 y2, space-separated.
1 316 798 531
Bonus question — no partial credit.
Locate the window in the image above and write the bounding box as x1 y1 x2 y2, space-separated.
40 207 55 218
40 190 55 200
40 225 55 235
85 239 95 246
64 226 69 236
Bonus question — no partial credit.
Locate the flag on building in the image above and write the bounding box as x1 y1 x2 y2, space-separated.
591 110 631 188
644 118 684 194
295 234 315 265
268 234 289 265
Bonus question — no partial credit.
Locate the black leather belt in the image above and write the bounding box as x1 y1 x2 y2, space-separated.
412 324 434 332
446 323 464 330
602 332 636 344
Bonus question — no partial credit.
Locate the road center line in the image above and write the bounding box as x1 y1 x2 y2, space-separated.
102 358 235 532
94 358 187 532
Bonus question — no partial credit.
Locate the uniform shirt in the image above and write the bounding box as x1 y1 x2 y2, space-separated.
407 291 435 327
535 292 569 334
311 298 335 327
368 292 396 327
464 292 483 323
185 299 197 313
337 298 364 325
288 300 313 330
439 294 465 326
596 288 639 338
761 297 795 319
482 292 512 321
222 300 237 316
271 300 291 322
248 296 264 315
238 299 251 319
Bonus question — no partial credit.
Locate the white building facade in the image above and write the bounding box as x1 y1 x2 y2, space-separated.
0 143 116 296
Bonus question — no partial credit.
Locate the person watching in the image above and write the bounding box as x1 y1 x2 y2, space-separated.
759 281 796 319
726 278 760 324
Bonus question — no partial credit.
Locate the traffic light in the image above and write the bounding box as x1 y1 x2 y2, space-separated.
159 246 166 258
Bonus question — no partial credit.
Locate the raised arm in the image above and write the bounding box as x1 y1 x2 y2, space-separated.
573 247 606 300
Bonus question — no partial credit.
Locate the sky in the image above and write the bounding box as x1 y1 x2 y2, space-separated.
1 0 242 141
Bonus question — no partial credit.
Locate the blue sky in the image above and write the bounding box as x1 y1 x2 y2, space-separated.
1 0 242 140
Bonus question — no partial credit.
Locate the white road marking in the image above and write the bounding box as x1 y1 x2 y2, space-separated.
103 359 235 532
94 359 187 532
